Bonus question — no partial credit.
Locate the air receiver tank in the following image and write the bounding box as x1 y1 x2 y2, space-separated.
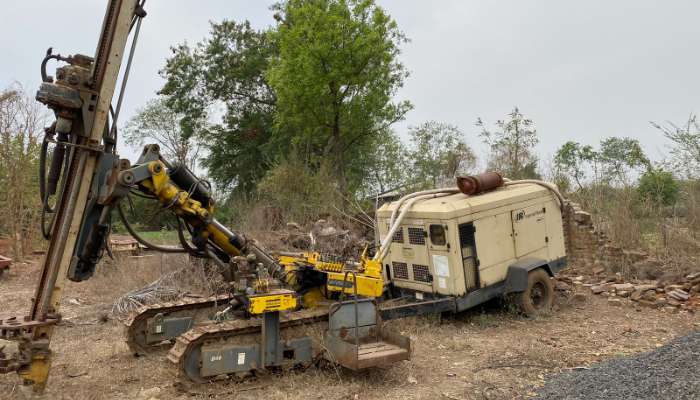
456 171 504 195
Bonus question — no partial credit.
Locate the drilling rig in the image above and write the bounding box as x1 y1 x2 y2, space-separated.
0 0 409 391
0 0 570 394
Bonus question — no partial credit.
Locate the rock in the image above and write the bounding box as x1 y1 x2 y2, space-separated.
612 283 634 292
665 284 685 292
667 298 681 307
573 275 584 282
574 211 591 223
286 222 301 230
591 285 608 294
608 298 623 307
654 298 667 307
668 289 690 302
691 284 700 294
634 284 657 292
555 281 572 291
592 266 606 275
637 299 657 308
617 290 632 298
663 306 679 313
630 290 644 301
642 291 657 301
686 272 700 281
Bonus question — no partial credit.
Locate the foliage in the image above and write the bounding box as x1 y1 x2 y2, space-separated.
407 121 476 188
598 137 650 184
361 130 408 196
159 20 277 193
123 97 200 168
256 157 342 223
554 137 650 190
637 168 680 207
553 141 597 190
477 107 540 179
267 0 412 195
0 85 45 259
651 115 700 178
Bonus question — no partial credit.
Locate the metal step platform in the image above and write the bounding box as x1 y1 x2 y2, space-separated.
324 297 410 370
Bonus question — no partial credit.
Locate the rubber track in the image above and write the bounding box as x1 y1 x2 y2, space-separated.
125 293 235 355
167 307 330 380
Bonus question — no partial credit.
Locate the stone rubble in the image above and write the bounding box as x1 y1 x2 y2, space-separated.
558 201 699 312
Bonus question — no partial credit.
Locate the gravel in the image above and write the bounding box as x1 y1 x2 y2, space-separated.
534 330 700 400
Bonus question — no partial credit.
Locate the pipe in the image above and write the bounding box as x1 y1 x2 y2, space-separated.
375 191 456 261
388 188 459 227
503 179 565 210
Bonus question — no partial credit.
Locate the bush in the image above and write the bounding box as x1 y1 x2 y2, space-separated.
256 158 342 224
637 169 680 207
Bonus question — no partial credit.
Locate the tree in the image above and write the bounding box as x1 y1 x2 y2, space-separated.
598 137 650 185
267 0 412 195
477 107 540 179
651 115 700 178
362 130 408 195
123 97 200 169
0 85 45 259
408 121 476 188
160 20 277 193
554 141 597 190
637 168 680 207
554 137 650 189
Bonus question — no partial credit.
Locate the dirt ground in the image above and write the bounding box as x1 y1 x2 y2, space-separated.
1 256 698 400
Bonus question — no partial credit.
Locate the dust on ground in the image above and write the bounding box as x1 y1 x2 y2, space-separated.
1 256 698 400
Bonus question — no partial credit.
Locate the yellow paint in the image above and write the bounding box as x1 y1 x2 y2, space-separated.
247 290 298 314
326 272 384 298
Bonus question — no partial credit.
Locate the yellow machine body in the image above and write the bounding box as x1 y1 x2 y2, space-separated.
247 290 298 315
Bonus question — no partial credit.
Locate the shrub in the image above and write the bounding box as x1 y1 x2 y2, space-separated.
637 168 680 207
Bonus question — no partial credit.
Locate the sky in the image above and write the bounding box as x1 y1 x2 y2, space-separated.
2 0 699 168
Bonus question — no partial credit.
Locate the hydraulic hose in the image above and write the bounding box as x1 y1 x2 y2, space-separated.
116 202 188 253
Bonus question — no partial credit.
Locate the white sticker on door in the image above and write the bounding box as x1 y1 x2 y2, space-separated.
438 277 447 289
432 254 449 277
237 352 246 365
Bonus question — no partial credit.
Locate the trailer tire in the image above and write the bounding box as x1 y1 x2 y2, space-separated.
514 268 553 316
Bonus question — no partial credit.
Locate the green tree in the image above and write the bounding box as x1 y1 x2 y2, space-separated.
362 130 408 195
160 20 277 193
124 97 200 168
408 121 476 188
267 0 412 195
637 168 680 207
477 107 540 179
554 141 597 190
598 137 650 185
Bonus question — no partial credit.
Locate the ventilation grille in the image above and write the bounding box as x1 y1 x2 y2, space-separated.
459 223 475 247
408 227 426 245
412 264 431 283
392 228 404 243
392 262 409 279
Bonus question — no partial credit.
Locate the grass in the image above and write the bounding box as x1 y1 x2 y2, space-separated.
134 229 180 245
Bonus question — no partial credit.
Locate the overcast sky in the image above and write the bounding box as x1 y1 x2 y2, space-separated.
2 1 699 167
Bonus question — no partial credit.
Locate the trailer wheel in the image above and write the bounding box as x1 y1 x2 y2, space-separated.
514 268 553 316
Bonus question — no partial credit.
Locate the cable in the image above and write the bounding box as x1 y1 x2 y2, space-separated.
116 201 187 253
